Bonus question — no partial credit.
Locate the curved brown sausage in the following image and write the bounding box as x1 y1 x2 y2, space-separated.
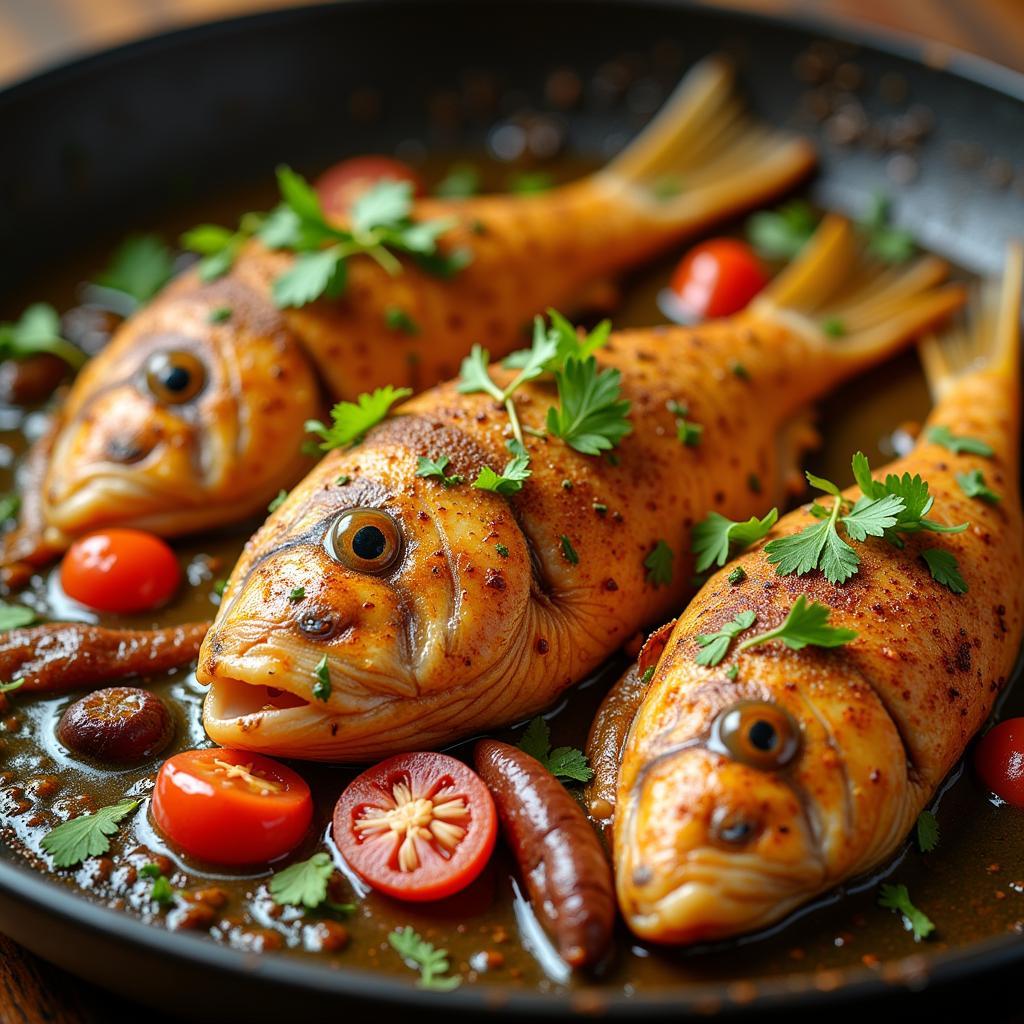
583 621 674 839
474 739 614 969
0 622 210 692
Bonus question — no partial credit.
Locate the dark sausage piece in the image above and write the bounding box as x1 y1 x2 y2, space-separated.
0 622 210 693
583 621 674 839
58 687 174 763
474 739 614 969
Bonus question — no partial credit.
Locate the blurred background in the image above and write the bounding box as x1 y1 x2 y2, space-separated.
0 0 1023 85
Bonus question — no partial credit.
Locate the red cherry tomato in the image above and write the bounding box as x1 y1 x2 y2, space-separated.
152 748 313 865
665 238 768 321
315 156 425 217
975 719 1024 807
333 751 497 902
60 529 181 613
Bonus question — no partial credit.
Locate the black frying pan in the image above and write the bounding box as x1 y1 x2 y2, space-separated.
1 1 1023 1020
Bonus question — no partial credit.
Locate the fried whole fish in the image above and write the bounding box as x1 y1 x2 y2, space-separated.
3 58 818 575
613 246 1023 944
197 216 965 761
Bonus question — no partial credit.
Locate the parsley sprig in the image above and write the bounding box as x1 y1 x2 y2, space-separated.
389 926 461 991
40 800 140 868
92 235 175 308
695 610 757 667
547 356 632 455
956 468 1000 504
735 596 857 653
0 305 86 369
473 439 531 495
927 425 993 457
306 385 411 452
269 851 353 913
517 717 593 783
416 454 464 488
183 168 466 308
879 883 934 941
692 508 778 572
644 540 674 587
746 200 817 260
916 810 940 853
861 193 916 264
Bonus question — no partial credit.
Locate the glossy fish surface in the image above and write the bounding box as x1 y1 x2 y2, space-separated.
197 218 965 761
615 248 1024 945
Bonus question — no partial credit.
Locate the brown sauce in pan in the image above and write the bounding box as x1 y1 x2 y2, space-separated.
1 154 1022 1000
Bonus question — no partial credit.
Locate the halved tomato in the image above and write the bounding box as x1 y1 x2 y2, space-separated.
662 237 768 322
975 719 1024 807
152 748 312 865
333 751 496 902
315 156 425 218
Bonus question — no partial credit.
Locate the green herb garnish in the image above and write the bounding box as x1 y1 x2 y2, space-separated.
495 543 509 558
0 677 25 694
916 810 939 853
921 548 967 594
41 800 140 868
517 717 593 783
861 193 916 264
267 489 288 513
208 306 233 323
312 655 331 702
746 200 817 259
735 596 857 654
727 567 746 585
0 304 86 369
644 540 674 587
927 425 993 457
822 317 846 338
0 602 36 630
306 385 412 452
546 356 632 455
473 439 531 495
955 469 1000 504
140 863 176 906
0 494 20 522
93 234 175 307
878 883 934 941
560 534 579 565
692 508 779 573
416 454 464 488
385 307 420 335
288 587 306 602
695 610 757 667
508 171 553 195
270 852 338 909
435 164 481 198
389 927 461 991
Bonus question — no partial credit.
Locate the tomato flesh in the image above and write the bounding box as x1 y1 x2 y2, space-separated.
152 748 313 865
315 156 425 218
60 529 181 613
975 719 1024 807
665 238 768 321
333 751 496 902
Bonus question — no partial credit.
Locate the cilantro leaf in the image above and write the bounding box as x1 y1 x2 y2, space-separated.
0 494 20 522
351 179 414 235
861 193 916 264
270 851 336 908
0 304 86 369
473 440 531 495
644 540 674 587
508 171 553 195
140 863 176 906
457 345 505 403
40 800 140 868
94 235 175 306
746 200 817 260
306 386 411 451
0 602 36 630
389 927 461 990
728 567 746 585
288 587 306 602
927 425 993 457
312 655 332 702
560 534 579 565
840 493 905 542
547 357 632 455
736 595 857 654
692 508 779 572
504 310 610 375
273 247 347 309
695 610 757 667
517 717 593 783
416 454 464 488
921 548 967 594
955 469 1000 504
765 504 861 585
878 883 935 941
916 810 940 853
385 307 419 335
267 489 288 513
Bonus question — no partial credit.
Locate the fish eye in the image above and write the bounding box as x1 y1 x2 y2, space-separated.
329 508 402 575
710 700 800 772
144 350 206 404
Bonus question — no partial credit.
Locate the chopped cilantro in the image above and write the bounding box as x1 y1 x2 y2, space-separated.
878 883 934 941
416 454 464 488
955 468 1000 504
695 610 757 667
473 440 531 495
208 306 233 323
508 171 553 195
861 193 916 264
306 385 412 451
644 540 674 587
288 587 306 602
927 425 993 457
267 489 288 513
692 508 778 572
389 927 461 991
312 655 332 702
495 543 509 558
916 810 940 853
517 716 593 783
385 306 420 335
560 534 579 565
40 800 140 868
270 852 337 909
727 566 746 585
746 199 817 259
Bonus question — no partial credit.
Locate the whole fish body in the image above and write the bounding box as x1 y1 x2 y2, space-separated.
614 247 1023 945
4 58 818 573
197 217 965 761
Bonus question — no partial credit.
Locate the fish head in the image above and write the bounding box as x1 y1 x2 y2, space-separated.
617 648 906 944
198 412 536 761
42 276 321 540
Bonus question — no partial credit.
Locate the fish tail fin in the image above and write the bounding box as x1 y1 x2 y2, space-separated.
920 242 1023 400
598 56 816 229
749 214 967 361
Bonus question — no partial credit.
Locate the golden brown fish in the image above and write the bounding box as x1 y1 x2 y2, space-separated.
4 57 817 574
196 215 964 761
613 246 1023 944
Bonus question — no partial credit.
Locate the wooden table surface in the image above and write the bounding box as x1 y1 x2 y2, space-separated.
1 1 1022 1022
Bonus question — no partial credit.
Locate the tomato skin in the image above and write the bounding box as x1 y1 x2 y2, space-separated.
975 719 1024 807
666 238 768 321
315 156 425 217
152 749 312 865
60 529 181 613
333 751 496 902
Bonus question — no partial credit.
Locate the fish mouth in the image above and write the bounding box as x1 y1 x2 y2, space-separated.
46 469 196 533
